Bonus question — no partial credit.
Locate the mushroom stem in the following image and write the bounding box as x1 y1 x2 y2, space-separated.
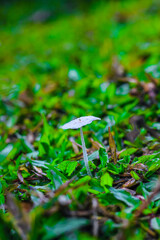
80 127 92 177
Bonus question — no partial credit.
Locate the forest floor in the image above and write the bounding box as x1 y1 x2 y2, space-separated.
0 0 160 239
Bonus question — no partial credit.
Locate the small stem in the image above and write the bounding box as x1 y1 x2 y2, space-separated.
80 127 92 177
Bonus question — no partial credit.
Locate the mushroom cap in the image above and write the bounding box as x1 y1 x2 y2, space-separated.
60 116 101 130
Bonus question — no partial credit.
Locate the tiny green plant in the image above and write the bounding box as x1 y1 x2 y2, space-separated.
60 116 101 176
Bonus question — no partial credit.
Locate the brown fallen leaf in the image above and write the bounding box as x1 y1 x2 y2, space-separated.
145 125 160 139
19 166 29 173
26 131 35 144
20 202 33 213
17 170 24 184
54 177 76 197
122 178 138 188
126 115 142 142
118 77 138 84
128 163 148 172
135 195 145 201
114 12 129 24
129 73 158 104
109 56 127 81
149 142 160 150
43 82 57 94
33 166 46 177
145 72 159 86
114 179 127 186
141 82 157 103
19 90 33 105
69 137 80 153
89 138 103 150
108 127 117 164
127 115 160 141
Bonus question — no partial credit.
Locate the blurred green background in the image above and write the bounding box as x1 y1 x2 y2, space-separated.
1 0 160 131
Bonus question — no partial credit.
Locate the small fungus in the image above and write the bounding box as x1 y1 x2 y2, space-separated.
60 116 101 176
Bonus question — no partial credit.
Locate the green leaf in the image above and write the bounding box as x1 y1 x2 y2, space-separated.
89 178 105 194
130 171 140 180
58 161 78 176
134 154 158 164
101 172 113 187
43 218 88 240
39 134 50 156
145 158 160 177
88 150 99 162
150 217 160 231
39 114 55 156
0 145 13 163
99 148 108 168
47 166 67 190
106 163 122 175
119 148 138 158
29 159 49 169
109 187 140 207
71 176 91 187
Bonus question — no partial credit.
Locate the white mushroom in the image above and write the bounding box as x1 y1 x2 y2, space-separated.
60 116 101 176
